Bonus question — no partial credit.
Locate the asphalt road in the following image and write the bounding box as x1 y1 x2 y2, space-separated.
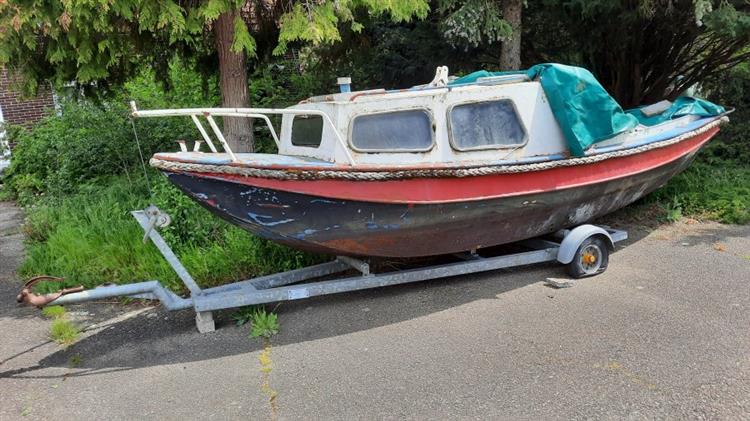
1 200 749 420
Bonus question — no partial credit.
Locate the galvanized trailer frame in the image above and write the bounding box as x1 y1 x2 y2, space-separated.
48 206 627 332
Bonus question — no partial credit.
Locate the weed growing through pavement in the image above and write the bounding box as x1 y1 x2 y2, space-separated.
49 319 79 346
250 308 279 338
41 305 65 319
231 305 256 326
239 306 281 420
43 306 80 346
69 354 82 368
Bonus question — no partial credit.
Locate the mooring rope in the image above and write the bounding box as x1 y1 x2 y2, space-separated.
149 117 727 181
130 117 152 195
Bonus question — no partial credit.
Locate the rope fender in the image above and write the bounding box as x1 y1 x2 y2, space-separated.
150 117 727 181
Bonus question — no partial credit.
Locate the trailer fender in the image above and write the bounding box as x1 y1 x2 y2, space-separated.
556 225 615 264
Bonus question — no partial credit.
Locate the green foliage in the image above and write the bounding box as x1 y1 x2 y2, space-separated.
232 305 259 326
49 318 80 346
664 198 683 223
634 61 750 224
249 307 280 338
2 61 215 201
0 187 12 202
0 0 233 95
307 14 482 91
645 160 750 224
438 0 512 50
274 0 430 55
232 306 254 326
0 122 25 155
530 0 750 107
19 175 323 293
9 174 44 206
41 305 66 319
69 354 83 368
0 0 428 96
235 305 279 337
232 14 257 55
703 62 750 163
3 100 186 199
5 63 324 293
123 60 220 109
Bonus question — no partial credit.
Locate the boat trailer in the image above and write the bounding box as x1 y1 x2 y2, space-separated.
20 206 627 333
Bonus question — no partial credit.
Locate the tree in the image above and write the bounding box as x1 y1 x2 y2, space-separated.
499 0 522 70
0 0 429 151
527 0 750 108
438 0 523 70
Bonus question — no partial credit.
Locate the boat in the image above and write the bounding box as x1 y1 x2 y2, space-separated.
132 63 729 258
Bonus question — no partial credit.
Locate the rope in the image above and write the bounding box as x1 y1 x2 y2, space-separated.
130 117 152 195
150 117 727 182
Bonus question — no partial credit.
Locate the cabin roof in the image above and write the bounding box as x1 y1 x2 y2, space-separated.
298 74 532 105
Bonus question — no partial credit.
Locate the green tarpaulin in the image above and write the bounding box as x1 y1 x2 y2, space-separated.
449 64 725 156
625 96 726 127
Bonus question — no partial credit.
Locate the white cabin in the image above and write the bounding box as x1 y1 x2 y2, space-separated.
133 71 707 168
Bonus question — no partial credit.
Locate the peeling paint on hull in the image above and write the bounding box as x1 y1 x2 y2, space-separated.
162 138 705 257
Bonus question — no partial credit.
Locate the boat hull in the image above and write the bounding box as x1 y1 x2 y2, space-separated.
161 128 717 257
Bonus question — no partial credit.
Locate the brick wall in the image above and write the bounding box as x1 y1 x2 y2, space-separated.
0 68 55 128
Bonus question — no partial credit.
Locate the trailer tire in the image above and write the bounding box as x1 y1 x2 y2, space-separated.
566 235 609 279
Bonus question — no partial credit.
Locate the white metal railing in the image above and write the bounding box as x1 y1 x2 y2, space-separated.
129 101 354 165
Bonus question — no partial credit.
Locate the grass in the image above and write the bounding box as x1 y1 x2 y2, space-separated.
49 318 80 346
0 186 12 201
41 305 66 319
69 354 82 368
643 161 750 224
42 305 80 346
19 175 323 294
234 305 281 338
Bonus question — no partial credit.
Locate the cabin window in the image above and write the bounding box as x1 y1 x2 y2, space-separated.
351 110 433 152
448 100 526 150
291 115 324 147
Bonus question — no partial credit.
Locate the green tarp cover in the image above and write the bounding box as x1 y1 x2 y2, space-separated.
449 63 725 156
625 96 726 127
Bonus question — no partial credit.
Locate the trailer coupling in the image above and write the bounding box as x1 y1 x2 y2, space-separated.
16 275 84 307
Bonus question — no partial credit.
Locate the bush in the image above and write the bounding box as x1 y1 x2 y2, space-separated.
645 160 750 224
2 60 221 199
699 63 750 166
3 100 197 200
639 63 750 225
4 60 328 293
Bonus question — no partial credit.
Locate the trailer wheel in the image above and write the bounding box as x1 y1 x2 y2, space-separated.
566 236 609 279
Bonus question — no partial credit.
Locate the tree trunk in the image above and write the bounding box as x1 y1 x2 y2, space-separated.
215 9 253 152
500 0 523 70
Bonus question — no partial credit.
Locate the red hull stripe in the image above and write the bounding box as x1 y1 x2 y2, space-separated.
191 128 718 204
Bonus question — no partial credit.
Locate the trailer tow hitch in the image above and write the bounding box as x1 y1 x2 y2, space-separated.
16 275 84 307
